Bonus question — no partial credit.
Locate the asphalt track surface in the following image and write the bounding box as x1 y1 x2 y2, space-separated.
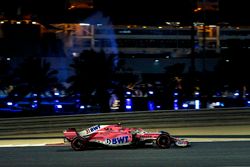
0 141 250 167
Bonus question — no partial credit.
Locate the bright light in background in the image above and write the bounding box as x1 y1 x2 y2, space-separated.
125 98 132 110
54 92 60 96
194 92 200 96
154 59 160 65
194 7 202 12
148 101 155 111
72 52 79 57
126 91 131 95
195 100 200 109
7 102 13 106
80 23 90 26
68 0 93 9
234 92 239 96
56 105 62 109
174 99 178 110
32 104 37 108
148 91 154 95
182 103 188 108
165 22 180 26
156 105 161 109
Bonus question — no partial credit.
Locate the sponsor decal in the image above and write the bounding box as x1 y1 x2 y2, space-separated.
106 136 129 145
86 125 100 134
141 135 155 138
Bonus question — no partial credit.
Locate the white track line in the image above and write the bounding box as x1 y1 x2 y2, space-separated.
0 144 47 147
189 138 250 142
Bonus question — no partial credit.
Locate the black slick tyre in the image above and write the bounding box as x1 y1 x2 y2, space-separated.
71 136 88 151
156 134 171 149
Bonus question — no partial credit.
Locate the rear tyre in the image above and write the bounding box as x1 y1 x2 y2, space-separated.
156 134 171 149
71 136 88 151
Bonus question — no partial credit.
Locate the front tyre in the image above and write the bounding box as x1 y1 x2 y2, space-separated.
156 134 171 149
71 136 88 151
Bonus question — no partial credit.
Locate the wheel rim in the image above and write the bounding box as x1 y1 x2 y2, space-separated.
71 137 86 151
157 135 170 148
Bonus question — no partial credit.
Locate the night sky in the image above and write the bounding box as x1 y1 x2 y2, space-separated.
0 0 249 25
95 0 250 25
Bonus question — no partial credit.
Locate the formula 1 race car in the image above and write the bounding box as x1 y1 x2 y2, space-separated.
63 123 190 151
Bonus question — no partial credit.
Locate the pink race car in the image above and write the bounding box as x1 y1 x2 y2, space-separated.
63 123 190 151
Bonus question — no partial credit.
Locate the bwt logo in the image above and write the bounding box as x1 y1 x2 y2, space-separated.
106 136 129 145
87 125 100 133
